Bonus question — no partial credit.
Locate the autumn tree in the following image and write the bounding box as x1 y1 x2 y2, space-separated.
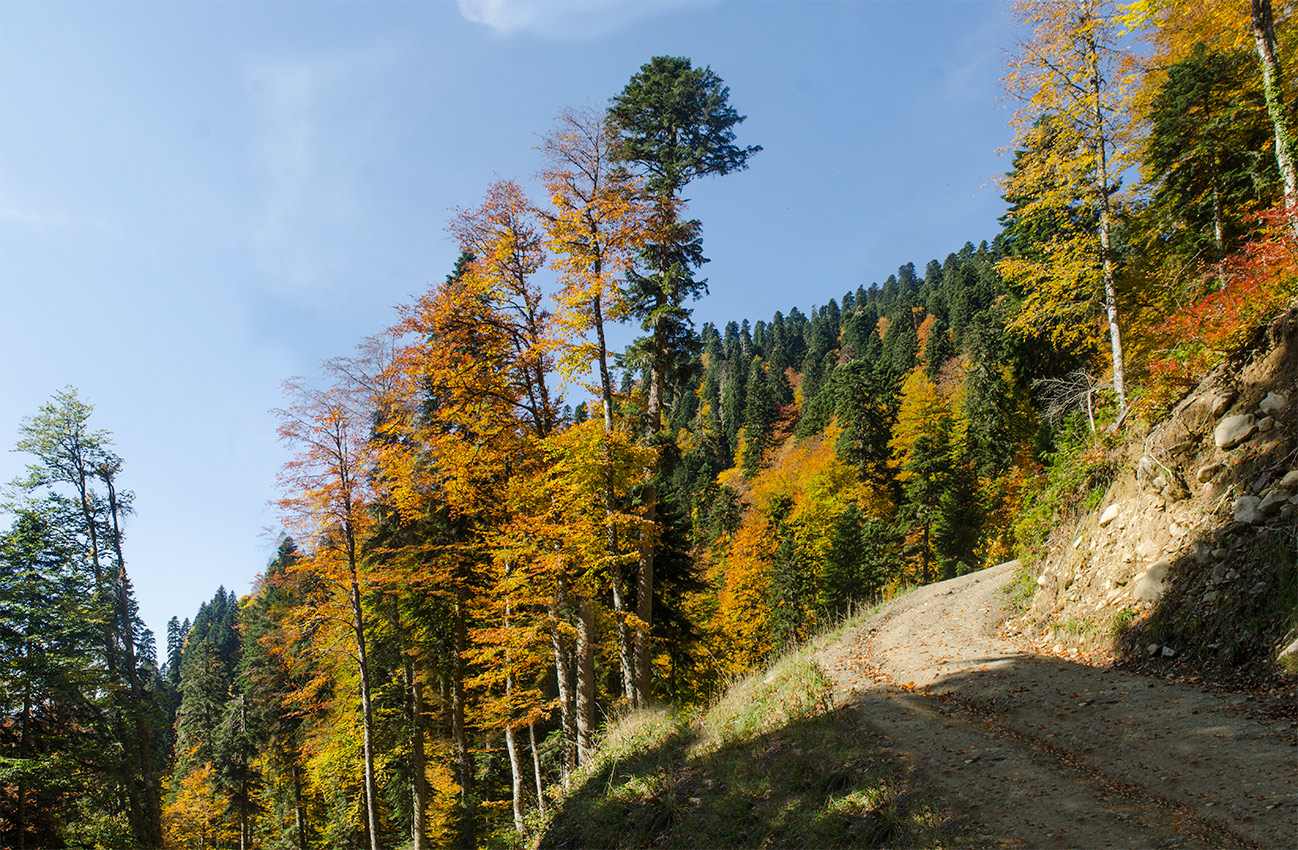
1001 0 1138 409
540 105 649 716
383 193 560 839
275 365 387 850
1129 0 1298 233
609 55 760 697
239 538 313 849
889 369 953 582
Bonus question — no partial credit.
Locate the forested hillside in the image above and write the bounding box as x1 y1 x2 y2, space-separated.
3 1 1297 847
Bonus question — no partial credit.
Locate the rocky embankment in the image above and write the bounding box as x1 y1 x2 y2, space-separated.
1009 307 1298 681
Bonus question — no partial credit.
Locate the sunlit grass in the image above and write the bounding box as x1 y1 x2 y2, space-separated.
533 632 955 849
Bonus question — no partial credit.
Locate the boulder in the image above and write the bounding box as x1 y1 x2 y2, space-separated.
1162 474 1190 502
1196 461 1224 483
1258 391 1288 416
1215 414 1257 450
1281 469 1298 490
1178 396 1214 433
1099 504 1120 527
1132 558 1172 602
1234 495 1264 524
1259 488 1290 514
1211 392 1236 417
1258 416 1275 433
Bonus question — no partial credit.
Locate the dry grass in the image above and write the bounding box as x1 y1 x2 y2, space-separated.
532 642 956 850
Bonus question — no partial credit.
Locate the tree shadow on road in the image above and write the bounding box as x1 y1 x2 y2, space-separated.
535 704 957 850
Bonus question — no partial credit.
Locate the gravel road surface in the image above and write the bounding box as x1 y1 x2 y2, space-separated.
815 562 1297 849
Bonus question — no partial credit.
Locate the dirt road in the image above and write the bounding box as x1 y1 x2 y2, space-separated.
815 562 1297 849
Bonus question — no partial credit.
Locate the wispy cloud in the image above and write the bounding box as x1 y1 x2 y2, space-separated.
458 0 704 40
0 199 74 229
458 0 537 35
244 44 403 297
0 195 118 237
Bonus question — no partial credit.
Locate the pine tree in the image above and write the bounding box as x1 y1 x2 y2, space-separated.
10 388 162 844
741 358 777 477
0 506 105 847
610 55 759 697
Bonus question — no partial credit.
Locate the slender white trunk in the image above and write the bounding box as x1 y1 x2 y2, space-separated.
529 723 546 815
505 596 525 834
1089 33 1126 411
547 582 577 779
505 724 525 834
1253 0 1298 230
594 290 637 707
348 570 380 850
575 596 597 763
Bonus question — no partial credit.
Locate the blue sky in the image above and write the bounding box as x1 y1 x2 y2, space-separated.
0 0 1014 643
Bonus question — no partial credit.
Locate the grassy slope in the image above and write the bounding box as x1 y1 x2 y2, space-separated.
534 633 956 850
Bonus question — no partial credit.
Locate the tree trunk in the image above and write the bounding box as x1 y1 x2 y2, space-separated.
607 509 636 708
103 471 162 846
575 596 597 764
505 723 525 834
451 599 475 846
594 290 615 437
390 598 428 849
74 466 144 841
1252 0 1298 230
504 594 526 834
529 723 546 815
634 316 668 702
595 290 637 707
547 582 577 779
1211 158 1226 263
1089 35 1126 410
292 760 307 849
18 679 29 850
346 566 380 850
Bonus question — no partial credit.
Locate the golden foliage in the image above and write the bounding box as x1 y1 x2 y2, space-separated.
162 762 235 849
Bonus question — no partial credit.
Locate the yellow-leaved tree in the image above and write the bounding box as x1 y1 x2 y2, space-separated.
1001 0 1141 409
1126 0 1298 227
539 105 650 711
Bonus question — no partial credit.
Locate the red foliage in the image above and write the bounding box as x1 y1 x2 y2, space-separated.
1143 204 1298 410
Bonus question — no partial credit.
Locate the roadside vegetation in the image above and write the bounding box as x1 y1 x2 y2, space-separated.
535 637 955 850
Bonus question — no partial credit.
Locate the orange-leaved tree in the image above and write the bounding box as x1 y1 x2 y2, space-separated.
378 182 560 838
540 104 650 708
274 336 401 850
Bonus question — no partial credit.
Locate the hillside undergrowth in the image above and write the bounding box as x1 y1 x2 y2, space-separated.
533 636 955 849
